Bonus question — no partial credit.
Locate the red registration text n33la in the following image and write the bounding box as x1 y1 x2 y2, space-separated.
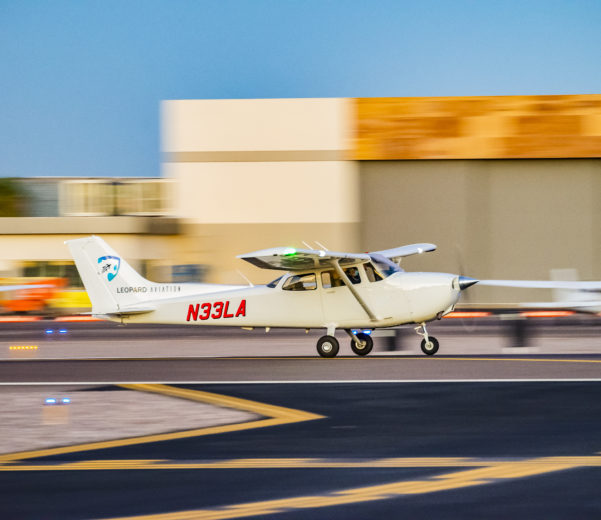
186 300 246 321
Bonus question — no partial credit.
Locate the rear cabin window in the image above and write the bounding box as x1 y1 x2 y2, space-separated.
321 267 362 286
282 273 317 291
364 262 384 282
321 270 344 289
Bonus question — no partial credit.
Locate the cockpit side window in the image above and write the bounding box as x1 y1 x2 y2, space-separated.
282 273 317 291
343 266 361 284
364 262 384 282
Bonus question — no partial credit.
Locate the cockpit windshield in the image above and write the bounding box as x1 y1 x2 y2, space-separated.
266 275 283 288
368 253 403 278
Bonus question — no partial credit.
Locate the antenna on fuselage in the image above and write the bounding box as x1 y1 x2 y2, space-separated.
315 241 329 251
236 270 254 287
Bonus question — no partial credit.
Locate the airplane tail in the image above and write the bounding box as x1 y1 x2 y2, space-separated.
65 236 154 315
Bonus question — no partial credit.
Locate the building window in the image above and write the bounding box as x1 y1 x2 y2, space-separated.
21 261 83 288
59 179 172 216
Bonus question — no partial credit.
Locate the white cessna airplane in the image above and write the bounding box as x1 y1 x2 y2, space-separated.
66 236 601 357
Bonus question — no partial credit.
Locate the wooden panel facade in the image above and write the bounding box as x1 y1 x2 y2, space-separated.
354 95 601 160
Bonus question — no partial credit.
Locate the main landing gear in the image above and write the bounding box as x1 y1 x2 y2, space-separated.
415 322 439 356
316 324 439 357
316 329 374 358
316 335 339 358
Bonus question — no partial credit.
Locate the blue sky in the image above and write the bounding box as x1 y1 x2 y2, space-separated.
1 0 600 177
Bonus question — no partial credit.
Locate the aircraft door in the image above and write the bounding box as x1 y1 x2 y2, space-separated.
276 272 324 326
320 268 367 325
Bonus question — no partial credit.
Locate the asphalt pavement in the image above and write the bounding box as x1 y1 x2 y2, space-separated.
2 382 601 520
2 320 601 519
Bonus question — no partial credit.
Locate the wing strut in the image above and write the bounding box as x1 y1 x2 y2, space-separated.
332 260 379 322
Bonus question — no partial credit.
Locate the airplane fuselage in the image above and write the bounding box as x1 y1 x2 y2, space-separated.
109 270 462 330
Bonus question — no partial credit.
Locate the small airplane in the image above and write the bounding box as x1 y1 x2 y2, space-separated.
509 269 601 314
0 284 50 293
66 236 601 357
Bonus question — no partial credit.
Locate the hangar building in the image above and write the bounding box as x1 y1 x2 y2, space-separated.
1 94 600 306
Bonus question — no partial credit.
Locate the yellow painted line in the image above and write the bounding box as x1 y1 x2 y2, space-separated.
0 384 323 463
98 457 594 520
0 457 499 471
5 456 601 472
199 356 601 364
120 384 322 423
410 357 601 364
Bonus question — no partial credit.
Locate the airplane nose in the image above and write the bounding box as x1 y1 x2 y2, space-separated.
457 276 479 291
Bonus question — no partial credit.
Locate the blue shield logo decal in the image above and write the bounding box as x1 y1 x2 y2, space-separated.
98 255 121 282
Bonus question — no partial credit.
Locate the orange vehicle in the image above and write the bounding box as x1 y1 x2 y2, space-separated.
0 277 67 315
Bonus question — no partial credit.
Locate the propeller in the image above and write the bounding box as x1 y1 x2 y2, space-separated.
454 244 480 332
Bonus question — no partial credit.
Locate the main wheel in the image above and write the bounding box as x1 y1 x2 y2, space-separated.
317 335 339 358
420 336 439 356
350 332 373 356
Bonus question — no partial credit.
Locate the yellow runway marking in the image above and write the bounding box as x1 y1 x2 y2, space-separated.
0 384 323 463
94 456 601 520
3 456 601 472
209 356 601 364
423 357 601 364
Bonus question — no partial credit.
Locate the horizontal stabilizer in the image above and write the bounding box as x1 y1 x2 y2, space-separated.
105 305 156 318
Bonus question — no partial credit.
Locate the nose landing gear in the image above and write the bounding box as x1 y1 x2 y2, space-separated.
415 322 439 356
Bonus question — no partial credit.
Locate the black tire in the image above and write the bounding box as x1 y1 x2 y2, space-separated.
350 332 374 356
317 335 339 358
420 336 439 356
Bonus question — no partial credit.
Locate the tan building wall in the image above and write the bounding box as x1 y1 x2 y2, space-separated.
0 218 181 279
360 158 601 303
161 95 601 293
162 98 361 284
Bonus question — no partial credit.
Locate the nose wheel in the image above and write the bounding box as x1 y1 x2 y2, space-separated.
415 323 439 356
420 336 439 355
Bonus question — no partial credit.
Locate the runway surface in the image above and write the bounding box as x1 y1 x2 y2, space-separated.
2 355 601 383
2 321 601 519
2 382 601 519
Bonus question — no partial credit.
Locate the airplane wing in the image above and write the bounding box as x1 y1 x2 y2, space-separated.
0 284 51 292
519 301 601 309
238 243 437 271
238 247 371 271
371 243 437 263
479 280 601 290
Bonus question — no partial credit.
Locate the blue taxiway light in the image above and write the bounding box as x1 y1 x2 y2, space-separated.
44 397 71 405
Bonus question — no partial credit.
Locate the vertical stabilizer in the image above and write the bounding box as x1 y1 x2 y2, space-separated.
66 236 153 314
